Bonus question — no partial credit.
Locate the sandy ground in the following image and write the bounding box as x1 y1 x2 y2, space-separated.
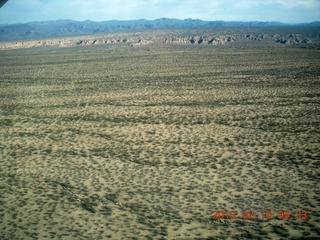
0 43 319 239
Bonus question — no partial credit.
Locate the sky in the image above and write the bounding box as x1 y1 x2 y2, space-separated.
0 0 319 24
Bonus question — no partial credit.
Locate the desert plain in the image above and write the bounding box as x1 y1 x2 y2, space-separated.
0 27 320 239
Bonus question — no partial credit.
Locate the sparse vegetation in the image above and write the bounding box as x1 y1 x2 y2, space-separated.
0 30 319 239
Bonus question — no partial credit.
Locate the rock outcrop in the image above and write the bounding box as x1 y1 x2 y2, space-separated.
0 29 319 50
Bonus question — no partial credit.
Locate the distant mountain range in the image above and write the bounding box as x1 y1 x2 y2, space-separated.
0 18 320 41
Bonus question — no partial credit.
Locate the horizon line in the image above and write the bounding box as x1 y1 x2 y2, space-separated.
1 17 320 26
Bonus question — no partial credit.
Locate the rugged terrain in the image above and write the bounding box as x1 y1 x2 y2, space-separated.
0 31 320 239
0 27 320 50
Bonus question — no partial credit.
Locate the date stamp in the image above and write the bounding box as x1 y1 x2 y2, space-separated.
212 210 308 220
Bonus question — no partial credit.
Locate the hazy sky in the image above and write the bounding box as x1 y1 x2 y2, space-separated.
0 0 319 24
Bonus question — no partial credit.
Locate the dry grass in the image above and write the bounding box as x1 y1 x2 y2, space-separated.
0 43 319 239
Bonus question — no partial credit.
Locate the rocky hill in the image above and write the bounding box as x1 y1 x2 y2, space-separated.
0 27 319 50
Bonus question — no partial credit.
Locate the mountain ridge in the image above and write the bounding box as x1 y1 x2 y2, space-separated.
1 18 319 41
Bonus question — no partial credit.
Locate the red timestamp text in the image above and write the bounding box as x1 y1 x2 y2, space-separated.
212 210 308 220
